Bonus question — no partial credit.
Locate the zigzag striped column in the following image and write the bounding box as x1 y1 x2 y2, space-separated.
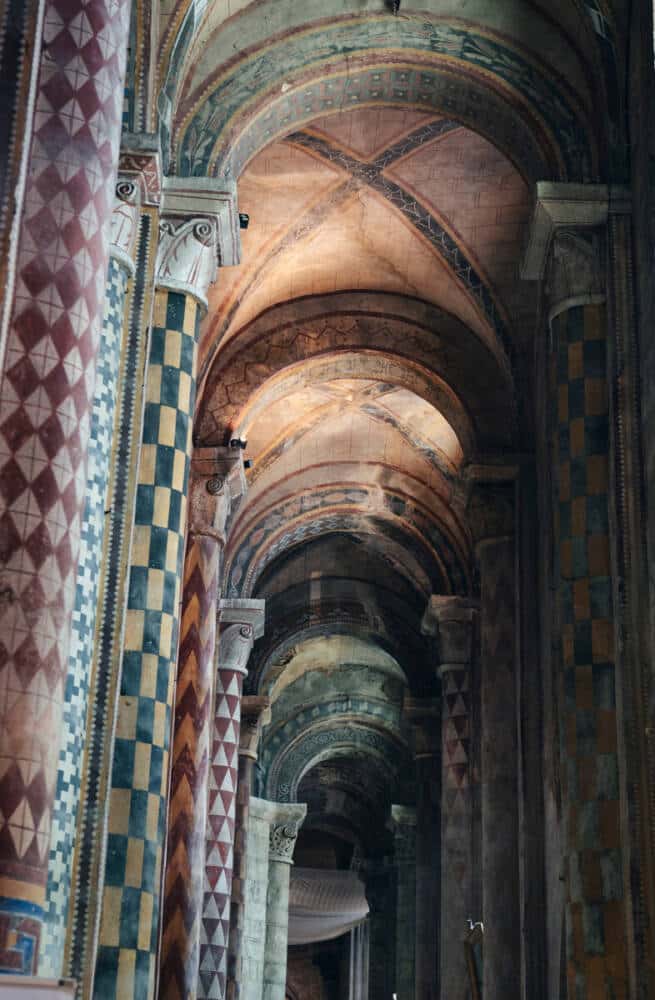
199 600 265 1000
476 517 521 1000
94 177 241 1000
226 696 271 1000
422 597 477 1000
159 451 246 1000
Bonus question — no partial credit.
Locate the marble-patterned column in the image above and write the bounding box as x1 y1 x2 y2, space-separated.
39 175 142 977
94 177 241 1000
159 450 246 1000
200 601 265 1000
389 805 416 1000
472 485 520 1000
227 697 271 1000
422 597 477 1000
241 798 272 1000
261 802 307 1000
0 0 131 972
404 699 440 1000
523 185 629 999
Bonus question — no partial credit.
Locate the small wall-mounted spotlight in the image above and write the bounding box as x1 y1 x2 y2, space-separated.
239 213 250 230
244 459 253 470
230 438 248 450
388 0 401 11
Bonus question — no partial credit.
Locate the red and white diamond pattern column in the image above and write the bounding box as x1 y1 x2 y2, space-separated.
200 600 265 1000
0 0 129 973
422 597 478 1000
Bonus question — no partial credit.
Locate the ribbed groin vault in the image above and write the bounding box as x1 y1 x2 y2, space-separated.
0 2 653 1000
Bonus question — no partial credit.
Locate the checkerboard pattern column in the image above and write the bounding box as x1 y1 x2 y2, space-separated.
0 0 130 972
553 303 628 999
93 289 200 1000
40 255 129 976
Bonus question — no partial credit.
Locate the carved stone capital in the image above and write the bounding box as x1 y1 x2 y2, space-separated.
402 696 440 758
217 599 265 677
422 597 478 677
249 799 307 864
110 179 141 275
238 695 271 760
156 176 241 308
521 181 611 318
118 132 162 206
188 446 247 544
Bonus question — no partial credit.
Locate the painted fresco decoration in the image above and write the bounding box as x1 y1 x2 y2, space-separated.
173 16 595 181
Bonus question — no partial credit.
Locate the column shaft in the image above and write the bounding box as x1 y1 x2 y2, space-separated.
552 302 628 997
67 146 162 995
422 598 477 1000
260 803 306 1000
199 602 265 1000
159 453 245 1000
227 697 271 1000
0 0 130 971
41 239 133 975
390 805 416 1000
478 532 520 1000
93 288 200 998
241 798 272 1000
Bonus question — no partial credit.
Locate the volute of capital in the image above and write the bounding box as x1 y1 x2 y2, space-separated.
156 176 241 308
421 596 478 674
238 695 272 759
256 801 307 864
546 229 605 319
217 598 265 677
110 177 141 274
118 133 162 206
188 446 248 543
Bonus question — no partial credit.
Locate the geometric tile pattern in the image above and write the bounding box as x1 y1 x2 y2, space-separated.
199 668 245 1000
159 532 221 1000
40 257 129 976
441 666 471 818
0 0 129 971
553 303 628 998
67 210 157 997
93 289 199 1000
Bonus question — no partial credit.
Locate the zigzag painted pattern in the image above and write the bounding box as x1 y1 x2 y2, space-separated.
199 669 244 1000
159 533 220 999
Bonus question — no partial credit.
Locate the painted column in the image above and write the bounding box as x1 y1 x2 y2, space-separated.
422 597 477 1000
227 697 271 1000
404 699 440 1000
159 450 247 1000
389 805 416 1000
471 484 520 1000
0 0 130 972
365 864 394 998
67 137 163 997
200 600 266 1000
241 798 273 1000
523 185 629 999
261 802 307 1000
94 176 241 1000
39 175 142 977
